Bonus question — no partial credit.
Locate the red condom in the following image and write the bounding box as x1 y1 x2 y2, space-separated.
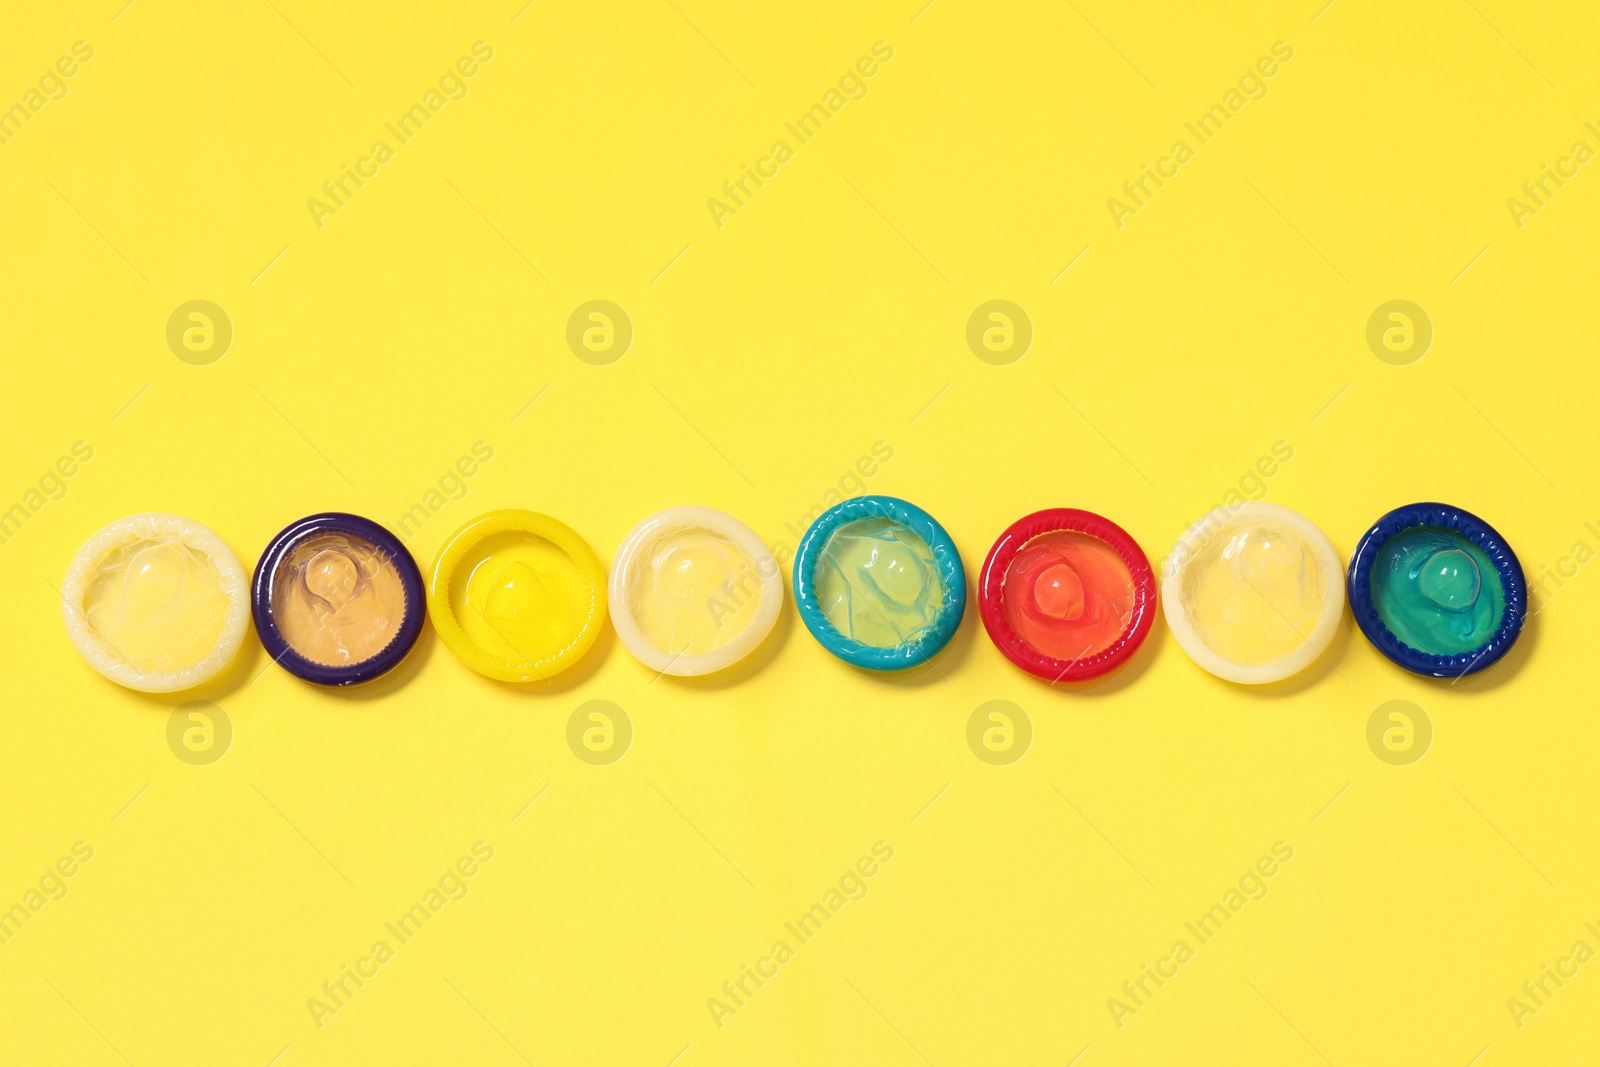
979 509 1157 682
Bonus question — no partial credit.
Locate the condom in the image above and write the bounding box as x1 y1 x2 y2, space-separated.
979 509 1156 682
252 513 424 686
609 506 782 676
1348 503 1525 677
428 510 606 682
1162 502 1344 684
794 495 965 670
61 513 250 692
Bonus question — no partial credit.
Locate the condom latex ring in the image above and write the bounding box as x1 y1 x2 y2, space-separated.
1348 502 1526 678
609 506 782 676
1162 502 1344 684
979 509 1157 682
61 513 250 692
253 513 425 686
794 495 966 671
428 510 606 682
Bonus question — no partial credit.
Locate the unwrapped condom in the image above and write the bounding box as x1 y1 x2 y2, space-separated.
1348 502 1525 678
253 513 424 686
1162 502 1344 684
794 495 965 671
428 510 607 682
61 513 250 692
979 509 1156 682
609 506 781 676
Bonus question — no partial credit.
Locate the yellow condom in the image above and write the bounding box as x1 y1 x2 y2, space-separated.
428 510 607 682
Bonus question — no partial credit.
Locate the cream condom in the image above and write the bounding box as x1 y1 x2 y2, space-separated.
609 506 782 676
61 513 250 692
1161 502 1344 684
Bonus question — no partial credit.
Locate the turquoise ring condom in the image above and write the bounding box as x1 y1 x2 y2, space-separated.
793 495 966 670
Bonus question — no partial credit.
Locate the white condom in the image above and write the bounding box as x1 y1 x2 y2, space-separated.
609 506 782 677
61 513 250 693
1162 502 1345 685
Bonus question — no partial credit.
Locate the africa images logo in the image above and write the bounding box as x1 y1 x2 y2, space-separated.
706 841 894 1029
306 841 495 1029
1106 41 1294 229
306 42 495 229
706 41 895 229
1107 841 1294 1029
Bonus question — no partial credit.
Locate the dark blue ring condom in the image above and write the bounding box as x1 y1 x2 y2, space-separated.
1347 502 1526 679
252 512 425 687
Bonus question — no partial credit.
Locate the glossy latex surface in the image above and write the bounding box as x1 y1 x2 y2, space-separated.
815 517 944 649
271 532 406 667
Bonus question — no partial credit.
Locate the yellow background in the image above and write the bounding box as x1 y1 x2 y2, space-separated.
3 0 1598 1063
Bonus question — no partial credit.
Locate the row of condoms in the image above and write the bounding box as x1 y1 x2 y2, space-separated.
59 497 1525 693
